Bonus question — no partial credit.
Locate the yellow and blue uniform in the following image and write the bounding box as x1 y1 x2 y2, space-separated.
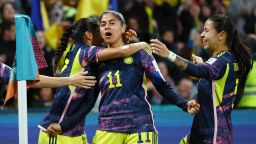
38 42 102 144
91 49 188 144
180 51 238 144
238 60 256 108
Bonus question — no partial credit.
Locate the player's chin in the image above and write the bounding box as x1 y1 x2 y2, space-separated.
104 38 112 44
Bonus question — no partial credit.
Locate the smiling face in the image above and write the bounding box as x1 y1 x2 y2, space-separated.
200 19 219 51
99 13 126 47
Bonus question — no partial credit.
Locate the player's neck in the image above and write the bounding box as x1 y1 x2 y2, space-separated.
212 44 229 56
107 39 124 48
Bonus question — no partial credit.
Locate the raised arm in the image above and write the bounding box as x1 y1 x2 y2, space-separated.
150 39 189 70
98 42 149 61
150 39 227 80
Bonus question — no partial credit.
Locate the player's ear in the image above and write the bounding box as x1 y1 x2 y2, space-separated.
84 31 93 41
121 24 126 33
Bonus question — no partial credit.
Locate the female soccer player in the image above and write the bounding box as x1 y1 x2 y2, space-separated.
48 11 199 144
37 17 149 144
150 14 253 144
85 10 199 144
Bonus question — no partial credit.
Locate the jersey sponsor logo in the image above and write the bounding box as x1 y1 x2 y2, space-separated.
124 56 133 64
206 58 217 65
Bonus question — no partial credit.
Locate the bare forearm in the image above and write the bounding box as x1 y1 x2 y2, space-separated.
98 42 147 61
32 75 71 88
150 39 188 70
118 42 148 57
173 56 189 71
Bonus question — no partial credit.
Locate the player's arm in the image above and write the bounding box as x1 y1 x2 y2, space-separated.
98 42 149 61
0 63 11 84
140 50 199 114
0 62 96 89
150 39 226 80
47 87 100 134
32 72 96 89
59 87 99 133
80 42 149 65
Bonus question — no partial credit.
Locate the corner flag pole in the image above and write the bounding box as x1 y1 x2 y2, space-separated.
18 81 28 144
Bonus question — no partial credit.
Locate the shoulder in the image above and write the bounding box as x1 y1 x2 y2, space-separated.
139 47 153 57
217 51 234 63
205 52 233 65
75 43 89 50
91 46 103 51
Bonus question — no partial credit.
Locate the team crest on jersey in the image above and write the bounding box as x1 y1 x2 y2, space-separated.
206 58 217 65
124 57 133 64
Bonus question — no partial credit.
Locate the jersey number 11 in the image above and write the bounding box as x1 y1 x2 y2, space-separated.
107 70 122 88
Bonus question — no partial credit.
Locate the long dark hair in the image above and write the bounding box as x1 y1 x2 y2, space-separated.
209 14 253 107
53 17 99 75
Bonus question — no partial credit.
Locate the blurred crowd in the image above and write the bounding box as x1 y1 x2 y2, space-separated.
0 0 255 109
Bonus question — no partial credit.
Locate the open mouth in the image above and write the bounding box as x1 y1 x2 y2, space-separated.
202 38 207 44
105 32 112 37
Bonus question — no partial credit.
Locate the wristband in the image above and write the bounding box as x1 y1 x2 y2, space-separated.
168 51 177 62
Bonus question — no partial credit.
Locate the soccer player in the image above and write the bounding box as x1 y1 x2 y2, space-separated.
86 10 199 144
150 14 253 144
48 11 199 144
37 17 149 144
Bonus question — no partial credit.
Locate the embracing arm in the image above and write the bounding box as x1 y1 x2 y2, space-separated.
150 39 226 79
150 39 189 70
59 88 99 132
0 63 96 89
32 72 96 89
47 87 100 134
98 42 149 61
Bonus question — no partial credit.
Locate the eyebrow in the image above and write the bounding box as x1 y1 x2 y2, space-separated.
100 19 117 23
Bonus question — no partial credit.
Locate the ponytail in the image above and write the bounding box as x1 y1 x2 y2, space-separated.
209 14 253 107
53 17 100 75
231 30 253 107
53 26 73 75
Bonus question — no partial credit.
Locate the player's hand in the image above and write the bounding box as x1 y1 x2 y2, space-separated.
70 71 97 89
187 100 200 115
123 29 137 43
47 123 62 135
192 54 204 64
150 39 170 58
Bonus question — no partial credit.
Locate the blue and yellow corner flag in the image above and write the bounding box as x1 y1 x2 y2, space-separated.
5 14 48 104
